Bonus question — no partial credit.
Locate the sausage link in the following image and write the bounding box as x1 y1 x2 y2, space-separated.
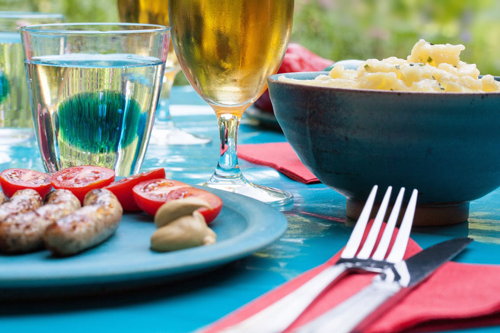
0 189 43 223
0 190 81 253
44 188 123 256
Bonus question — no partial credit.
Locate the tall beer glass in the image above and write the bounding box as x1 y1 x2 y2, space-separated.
118 0 210 145
170 0 294 205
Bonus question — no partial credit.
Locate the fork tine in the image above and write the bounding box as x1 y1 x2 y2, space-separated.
341 185 378 259
356 186 392 259
386 189 418 263
371 187 405 261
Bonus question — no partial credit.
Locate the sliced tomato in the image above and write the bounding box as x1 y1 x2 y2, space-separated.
51 166 115 204
132 178 190 216
105 168 166 211
165 187 223 224
0 168 52 198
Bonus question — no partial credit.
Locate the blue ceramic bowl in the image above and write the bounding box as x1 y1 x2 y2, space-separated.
268 72 500 226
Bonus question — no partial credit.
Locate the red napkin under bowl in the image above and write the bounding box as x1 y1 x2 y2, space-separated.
238 143 320 184
201 222 500 332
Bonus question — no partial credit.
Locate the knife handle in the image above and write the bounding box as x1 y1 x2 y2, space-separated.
218 264 349 333
293 281 402 333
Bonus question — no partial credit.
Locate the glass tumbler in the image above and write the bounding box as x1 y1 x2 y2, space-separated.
21 23 169 176
0 12 63 144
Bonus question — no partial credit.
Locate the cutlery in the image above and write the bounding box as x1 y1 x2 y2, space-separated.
219 185 418 333
295 237 473 333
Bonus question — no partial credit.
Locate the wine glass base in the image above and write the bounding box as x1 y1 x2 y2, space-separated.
200 176 293 207
149 125 211 146
0 128 35 145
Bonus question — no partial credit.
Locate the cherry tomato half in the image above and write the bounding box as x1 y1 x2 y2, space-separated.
0 168 52 198
132 178 190 216
105 168 166 211
51 166 115 204
165 187 223 224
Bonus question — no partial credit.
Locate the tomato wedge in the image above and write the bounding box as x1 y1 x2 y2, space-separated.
132 178 190 216
106 168 166 211
51 166 115 204
165 187 223 224
0 168 52 198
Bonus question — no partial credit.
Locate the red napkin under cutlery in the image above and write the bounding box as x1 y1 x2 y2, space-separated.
238 143 320 184
201 222 500 333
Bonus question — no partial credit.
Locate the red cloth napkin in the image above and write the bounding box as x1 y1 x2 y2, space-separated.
238 143 320 184
202 222 500 333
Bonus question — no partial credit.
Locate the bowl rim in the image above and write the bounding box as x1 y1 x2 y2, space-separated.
268 71 500 96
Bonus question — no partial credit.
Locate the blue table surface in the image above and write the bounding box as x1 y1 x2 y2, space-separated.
1 86 499 333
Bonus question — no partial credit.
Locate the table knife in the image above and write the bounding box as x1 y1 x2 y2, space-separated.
295 237 473 333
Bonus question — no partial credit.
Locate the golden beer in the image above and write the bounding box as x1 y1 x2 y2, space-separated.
169 0 294 117
169 0 294 205
118 0 213 146
118 0 178 77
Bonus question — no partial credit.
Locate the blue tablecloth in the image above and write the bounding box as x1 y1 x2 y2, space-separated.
1 86 499 333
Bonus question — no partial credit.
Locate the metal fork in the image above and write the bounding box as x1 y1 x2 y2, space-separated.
220 185 419 333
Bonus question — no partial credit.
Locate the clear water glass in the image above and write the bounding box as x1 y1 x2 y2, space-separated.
21 23 169 176
0 12 63 145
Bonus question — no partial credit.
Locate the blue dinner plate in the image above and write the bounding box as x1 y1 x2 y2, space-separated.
0 188 287 292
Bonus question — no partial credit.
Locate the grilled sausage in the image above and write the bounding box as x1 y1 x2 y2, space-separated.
0 192 6 206
44 188 123 256
0 190 81 253
0 189 43 223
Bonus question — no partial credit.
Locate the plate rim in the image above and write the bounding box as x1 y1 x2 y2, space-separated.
0 188 288 288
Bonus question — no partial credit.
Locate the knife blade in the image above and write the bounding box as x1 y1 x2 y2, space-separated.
294 237 473 333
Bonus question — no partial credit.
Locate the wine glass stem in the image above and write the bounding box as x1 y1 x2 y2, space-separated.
156 75 175 123
157 65 181 123
215 114 242 180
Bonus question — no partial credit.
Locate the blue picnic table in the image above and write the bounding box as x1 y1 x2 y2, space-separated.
0 86 499 333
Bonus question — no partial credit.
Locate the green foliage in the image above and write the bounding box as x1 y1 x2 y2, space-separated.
291 0 500 75
36 0 119 23
4 0 500 75
0 0 119 23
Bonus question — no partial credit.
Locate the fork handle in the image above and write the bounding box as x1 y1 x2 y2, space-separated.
219 264 349 333
293 281 402 333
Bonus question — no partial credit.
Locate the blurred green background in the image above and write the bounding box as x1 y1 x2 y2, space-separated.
4 0 500 78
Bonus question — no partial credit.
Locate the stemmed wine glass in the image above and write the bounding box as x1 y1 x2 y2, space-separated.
118 0 211 145
169 0 294 205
